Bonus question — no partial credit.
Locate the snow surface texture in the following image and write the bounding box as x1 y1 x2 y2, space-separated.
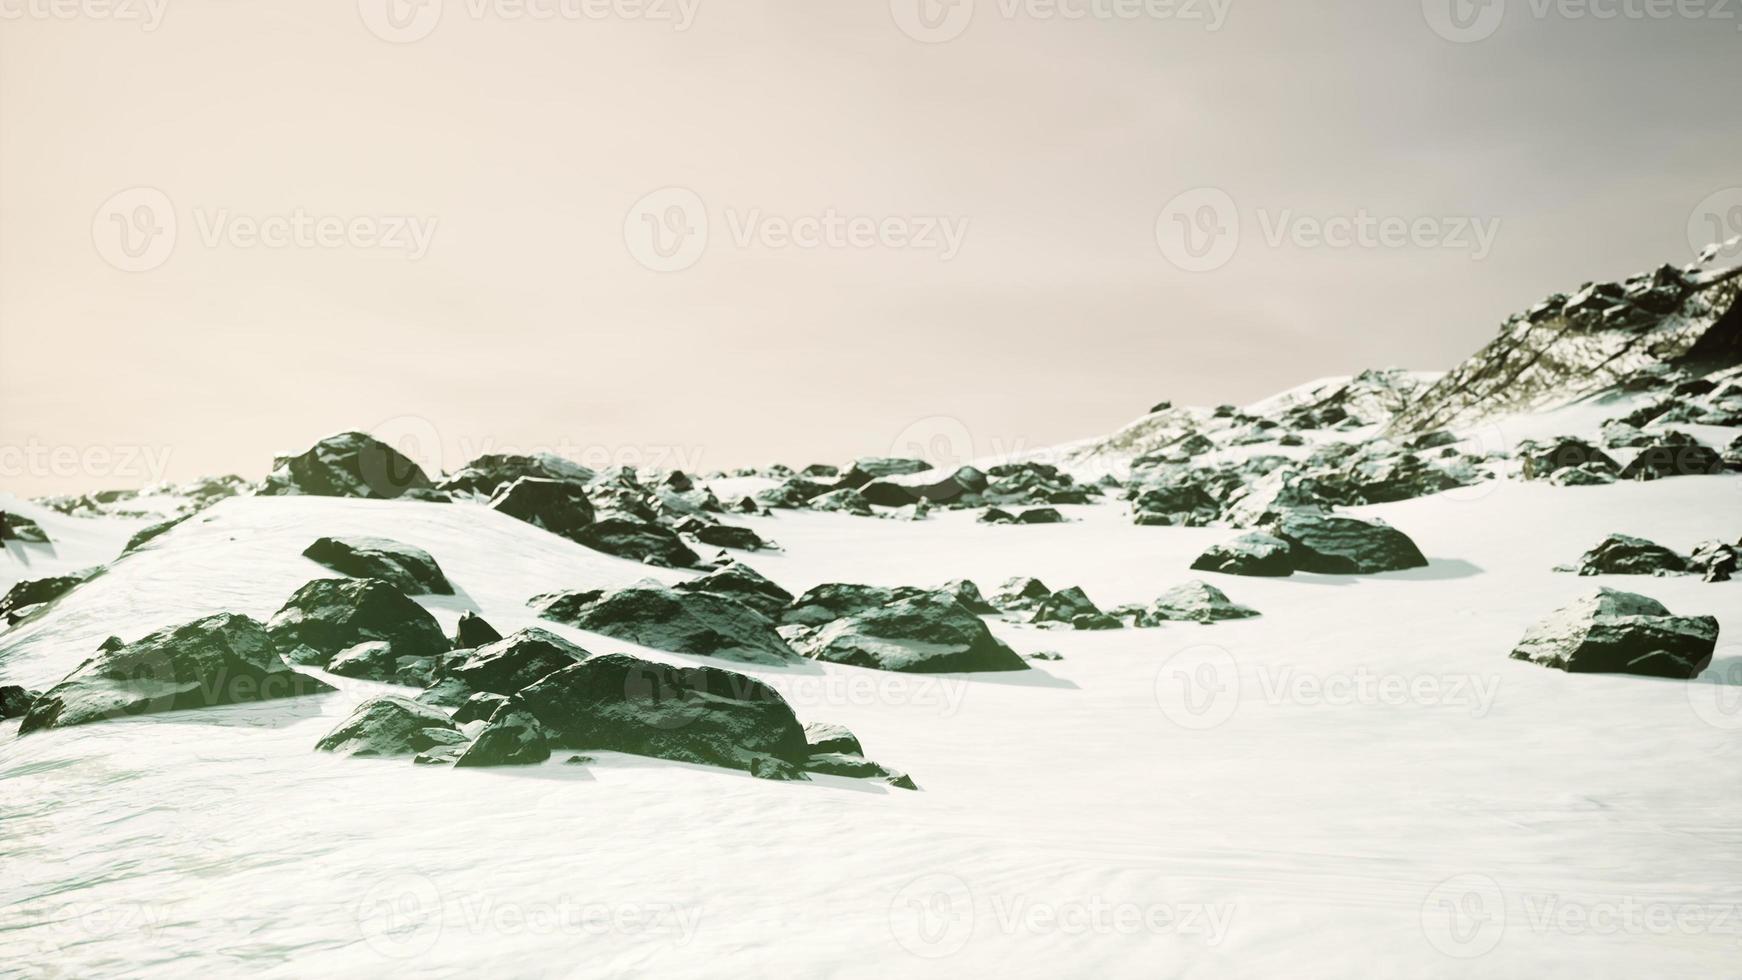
2 460 1739 977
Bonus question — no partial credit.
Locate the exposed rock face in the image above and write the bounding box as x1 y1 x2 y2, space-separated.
455 709 551 767
1131 483 1220 527
990 576 1052 610
19 613 333 733
327 641 399 681
0 512 50 543
1015 508 1067 525
1029 586 1101 625
533 582 798 665
1617 443 1725 481
1559 534 1687 576
449 628 590 695
453 611 503 648
0 567 100 621
267 578 449 668
1548 465 1617 487
838 458 931 488
802 721 863 756
1518 438 1619 481
1689 539 1740 583
302 536 453 595
440 453 594 498
860 466 989 506
259 431 434 499
808 487 874 517
676 519 768 553
1265 512 1429 574
508 653 811 773
1144 580 1259 623
754 477 833 510
1509 588 1718 678
1389 260 1741 434
673 561 794 620
315 696 465 757
452 692 507 724
489 477 597 541
781 583 908 627
1 685 42 720
1190 532 1295 577
936 579 997 614
575 516 699 568
794 593 1029 673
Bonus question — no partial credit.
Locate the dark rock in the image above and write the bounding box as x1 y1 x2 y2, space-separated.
19 613 333 733
415 676 476 708
1688 539 1740 583
302 536 453 595
0 567 100 621
1072 612 1124 630
861 467 989 506
754 477 833 510
803 721 863 756
315 696 465 757
674 561 795 620
1144 580 1259 623
807 487 874 517
121 516 189 555
794 593 1029 673
1509 588 1718 678
990 576 1052 609
1519 438 1620 481
675 519 768 552
1029 586 1101 625
452 692 508 724
1131 483 1219 527
327 641 399 680
0 512 50 543
1560 534 1688 576
453 611 502 649
978 507 1017 525
267 577 449 668
935 579 997 614
838 457 931 488
439 453 595 498
450 627 590 695
0 685 41 720
804 752 894 779
1190 532 1295 577
800 463 840 478
535 582 797 665
575 516 699 568
1548 464 1617 486
509 653 810 773
781 583 909 627
259 431 433 499
490 477 596 541
455 709 551 767
1265 512 1429 574
1618 443 1725 481
1015 508 1067 525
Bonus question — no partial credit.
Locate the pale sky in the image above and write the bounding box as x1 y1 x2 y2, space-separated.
2 1 1738 494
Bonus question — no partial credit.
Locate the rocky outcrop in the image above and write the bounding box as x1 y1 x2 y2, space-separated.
439 453 594 498
1265 512 1429 574
453 611 502 648
267 578 449 668
781 583 909 627
0 567 100 622
449 627 590 695
793 593 1029 673
575 516 699 568
1689 539 1740 583
1518 438 1619 481
507 653 811 774
673 561 794 620
1557 534 1687 576
0 512 49 543
1144 580 1259 623
1029 586 1101 625
1 685 41 720
259 431 434 499
315 696 465 757
489 477 596 541
302 536 453 595
19 613 333 733
1189 532 1295 577
533 582 798 665
1510 588 1718 678
454 709 551 767
808 487 874 517
1617 442 1725 481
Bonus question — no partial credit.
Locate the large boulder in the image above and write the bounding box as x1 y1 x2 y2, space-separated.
533 582 798 665
1688 539 1740 583
452 611 503 648
1131 483 1221 527
1264 512 1428 574
807 487 874 517
454 709 551 767
440 453 594 498
838 457 931 488
575 516 699 568
1518 438 1619 481
673 561 795 620
859 466 988 506
1144 580 1259 624
1 685 42 720
1618 443 1726 481
267 578 449 668
315 696 465 757
18 614 333 733
507 654 810 774
1559 534 1688 576
1190 532 1295 577
1029 586 1101 625
990 576 1052 610
489 477 596 541
794 593 1029 673
0 567 100 621
302 536 453 595
449 627 590 695
780 583 910 627
258 431 434 499
1509 588 1718 678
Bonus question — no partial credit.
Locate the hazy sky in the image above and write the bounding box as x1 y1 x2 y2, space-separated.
3 0 1739 494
